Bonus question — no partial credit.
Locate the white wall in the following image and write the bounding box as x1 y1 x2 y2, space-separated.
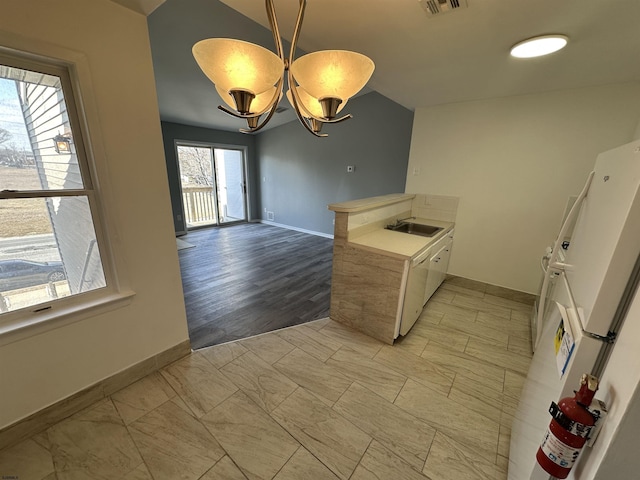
406 83 640 293
0 0 189 428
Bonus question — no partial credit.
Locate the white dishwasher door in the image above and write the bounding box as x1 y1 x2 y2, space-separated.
400 247 431 336
424 237 453 303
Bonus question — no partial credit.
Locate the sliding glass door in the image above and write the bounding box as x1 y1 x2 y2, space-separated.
214 148 246 224
176 143 247 229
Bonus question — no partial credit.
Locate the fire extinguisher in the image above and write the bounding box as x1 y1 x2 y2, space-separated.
536 374 599 479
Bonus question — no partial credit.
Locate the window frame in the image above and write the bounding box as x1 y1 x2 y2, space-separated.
174 140 250 230
0 49 133 342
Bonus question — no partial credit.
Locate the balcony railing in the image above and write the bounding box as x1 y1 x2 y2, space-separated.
182 186 217 226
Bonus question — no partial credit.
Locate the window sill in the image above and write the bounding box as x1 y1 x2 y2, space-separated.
0 289 136 347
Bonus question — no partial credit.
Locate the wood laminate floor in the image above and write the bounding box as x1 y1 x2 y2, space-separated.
177 223 333 349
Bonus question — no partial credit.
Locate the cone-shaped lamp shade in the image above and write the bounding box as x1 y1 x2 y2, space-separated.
286 88 346 118
291 50 374 102
216 85 279 113
193 38 284 95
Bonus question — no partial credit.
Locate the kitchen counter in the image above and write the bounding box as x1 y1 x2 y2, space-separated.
349 218 454 260
328 193 457 345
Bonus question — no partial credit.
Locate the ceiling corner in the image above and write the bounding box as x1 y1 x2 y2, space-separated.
110 0 166 16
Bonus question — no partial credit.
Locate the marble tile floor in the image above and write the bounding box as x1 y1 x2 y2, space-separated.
0 277 534 480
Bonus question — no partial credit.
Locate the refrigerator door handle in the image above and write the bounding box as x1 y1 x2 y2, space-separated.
549 171 595 269
540 246 553 273
534 171 595 350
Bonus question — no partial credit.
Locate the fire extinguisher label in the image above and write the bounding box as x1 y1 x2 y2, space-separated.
548 402 594 438
539 427 581 468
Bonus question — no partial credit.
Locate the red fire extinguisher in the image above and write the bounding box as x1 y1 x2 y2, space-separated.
536 373 599 479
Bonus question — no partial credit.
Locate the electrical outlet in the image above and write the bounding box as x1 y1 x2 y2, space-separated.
267 211 275 221
413 167 420 175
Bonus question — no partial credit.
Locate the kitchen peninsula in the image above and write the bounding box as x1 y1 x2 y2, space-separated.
328 193 458 344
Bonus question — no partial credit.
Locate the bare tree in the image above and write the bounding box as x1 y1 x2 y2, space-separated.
1 142 33 167
177 146 213 186
0 133 34 167
0 127 12 146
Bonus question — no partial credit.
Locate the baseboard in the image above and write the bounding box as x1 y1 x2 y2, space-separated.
259 220 334 239
0 339 192 451
445 274 537 303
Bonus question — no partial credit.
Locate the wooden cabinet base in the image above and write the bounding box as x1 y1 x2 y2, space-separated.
330 242 405 345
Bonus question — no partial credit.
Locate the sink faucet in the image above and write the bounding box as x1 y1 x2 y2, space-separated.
391 216 415 227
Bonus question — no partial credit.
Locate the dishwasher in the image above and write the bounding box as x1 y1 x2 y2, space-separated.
399 246 431 336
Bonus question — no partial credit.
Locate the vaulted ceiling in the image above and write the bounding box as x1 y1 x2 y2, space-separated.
140 0 640 133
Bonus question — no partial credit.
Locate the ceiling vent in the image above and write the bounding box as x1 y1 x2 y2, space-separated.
419 0 468 17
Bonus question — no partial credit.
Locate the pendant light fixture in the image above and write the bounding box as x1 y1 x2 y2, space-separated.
192 0 375 137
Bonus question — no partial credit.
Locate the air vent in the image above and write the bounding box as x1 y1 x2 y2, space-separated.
419 0 467 17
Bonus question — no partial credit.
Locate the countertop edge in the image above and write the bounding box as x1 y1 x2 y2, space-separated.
346 242 414 261
328 193 415 213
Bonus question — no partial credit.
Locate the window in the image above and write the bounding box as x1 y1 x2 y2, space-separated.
0 53 110 319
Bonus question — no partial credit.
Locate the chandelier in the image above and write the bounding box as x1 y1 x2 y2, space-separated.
192 0 375 137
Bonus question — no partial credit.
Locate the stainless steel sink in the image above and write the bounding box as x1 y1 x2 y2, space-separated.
385 222 443 237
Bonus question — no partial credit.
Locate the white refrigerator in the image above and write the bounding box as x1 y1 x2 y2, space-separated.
509 139 640 480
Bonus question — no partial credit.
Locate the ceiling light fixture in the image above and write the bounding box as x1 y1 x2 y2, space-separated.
510 34 569 58
192 0 375 137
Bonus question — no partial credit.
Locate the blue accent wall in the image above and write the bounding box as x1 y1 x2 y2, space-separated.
160 91 413 236
256 91 413 235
